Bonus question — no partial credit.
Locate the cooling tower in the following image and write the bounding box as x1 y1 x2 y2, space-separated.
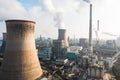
0 33 7 53
1 20 42 80
58 29 69 47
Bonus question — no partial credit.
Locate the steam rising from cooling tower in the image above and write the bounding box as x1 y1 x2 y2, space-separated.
41 0 66 29
1 20 42 80
54 12 66 29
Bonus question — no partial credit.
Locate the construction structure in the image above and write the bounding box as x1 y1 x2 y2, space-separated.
0 20 42 80
0 33 7 54
52 29 69 59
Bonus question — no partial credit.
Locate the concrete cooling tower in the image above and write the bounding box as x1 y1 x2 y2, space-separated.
1 20 42 80
58 29 69 47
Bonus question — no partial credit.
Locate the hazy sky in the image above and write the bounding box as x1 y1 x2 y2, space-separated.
0 0 120 40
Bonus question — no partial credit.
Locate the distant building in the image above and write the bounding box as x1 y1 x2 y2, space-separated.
52 40 68 59
38 48 52 60
106 40 115 49
79 38 88 48
65 52 78 60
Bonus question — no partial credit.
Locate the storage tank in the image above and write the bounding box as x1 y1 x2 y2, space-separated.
1 20 42 80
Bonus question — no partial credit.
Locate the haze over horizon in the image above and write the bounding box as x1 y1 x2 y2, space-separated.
0 0 120 40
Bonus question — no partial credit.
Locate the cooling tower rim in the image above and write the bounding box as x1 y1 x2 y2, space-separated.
5 19 35 24
58 29 66 30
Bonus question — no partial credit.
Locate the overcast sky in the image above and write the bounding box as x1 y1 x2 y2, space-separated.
0 0 120 40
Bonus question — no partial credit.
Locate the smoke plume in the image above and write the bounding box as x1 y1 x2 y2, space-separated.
83 0 91 3
40 0 55 14
40 0 66 29
54 12 66 29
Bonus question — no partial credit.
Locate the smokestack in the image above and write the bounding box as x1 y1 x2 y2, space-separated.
88 4 93 54
1 20 42 80
97 20 99 31
0 33 7 54
58 29 69 47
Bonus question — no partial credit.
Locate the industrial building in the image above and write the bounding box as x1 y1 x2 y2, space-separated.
88 65 104 79
86 55 104 79
79 38 88 48
106 40 116 49
0 20 42 80
0 33 7 54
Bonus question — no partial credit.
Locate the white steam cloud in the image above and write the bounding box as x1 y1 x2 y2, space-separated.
40 0 93 29
54 12 65 29
83 0 91 3
40 0 55 14
0 0 43 21
40 0 66 29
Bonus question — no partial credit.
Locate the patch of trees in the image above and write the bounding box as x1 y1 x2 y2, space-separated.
112 65 120 80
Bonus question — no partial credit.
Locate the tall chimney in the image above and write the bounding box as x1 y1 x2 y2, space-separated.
1 20 42 80
58 29 69 47
88 4 93 54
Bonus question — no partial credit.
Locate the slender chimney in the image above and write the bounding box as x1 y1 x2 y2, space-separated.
97 20 99 31
58 29 69 47
1 20 42 80
89 4 93 54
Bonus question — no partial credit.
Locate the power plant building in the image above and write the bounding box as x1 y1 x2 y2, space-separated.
88 65 104 79
0 20 42 80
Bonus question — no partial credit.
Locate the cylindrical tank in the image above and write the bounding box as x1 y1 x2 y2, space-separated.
1 20 42 80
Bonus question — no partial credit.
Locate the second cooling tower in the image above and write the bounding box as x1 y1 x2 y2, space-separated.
58 29 69 47
1 20 42 80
